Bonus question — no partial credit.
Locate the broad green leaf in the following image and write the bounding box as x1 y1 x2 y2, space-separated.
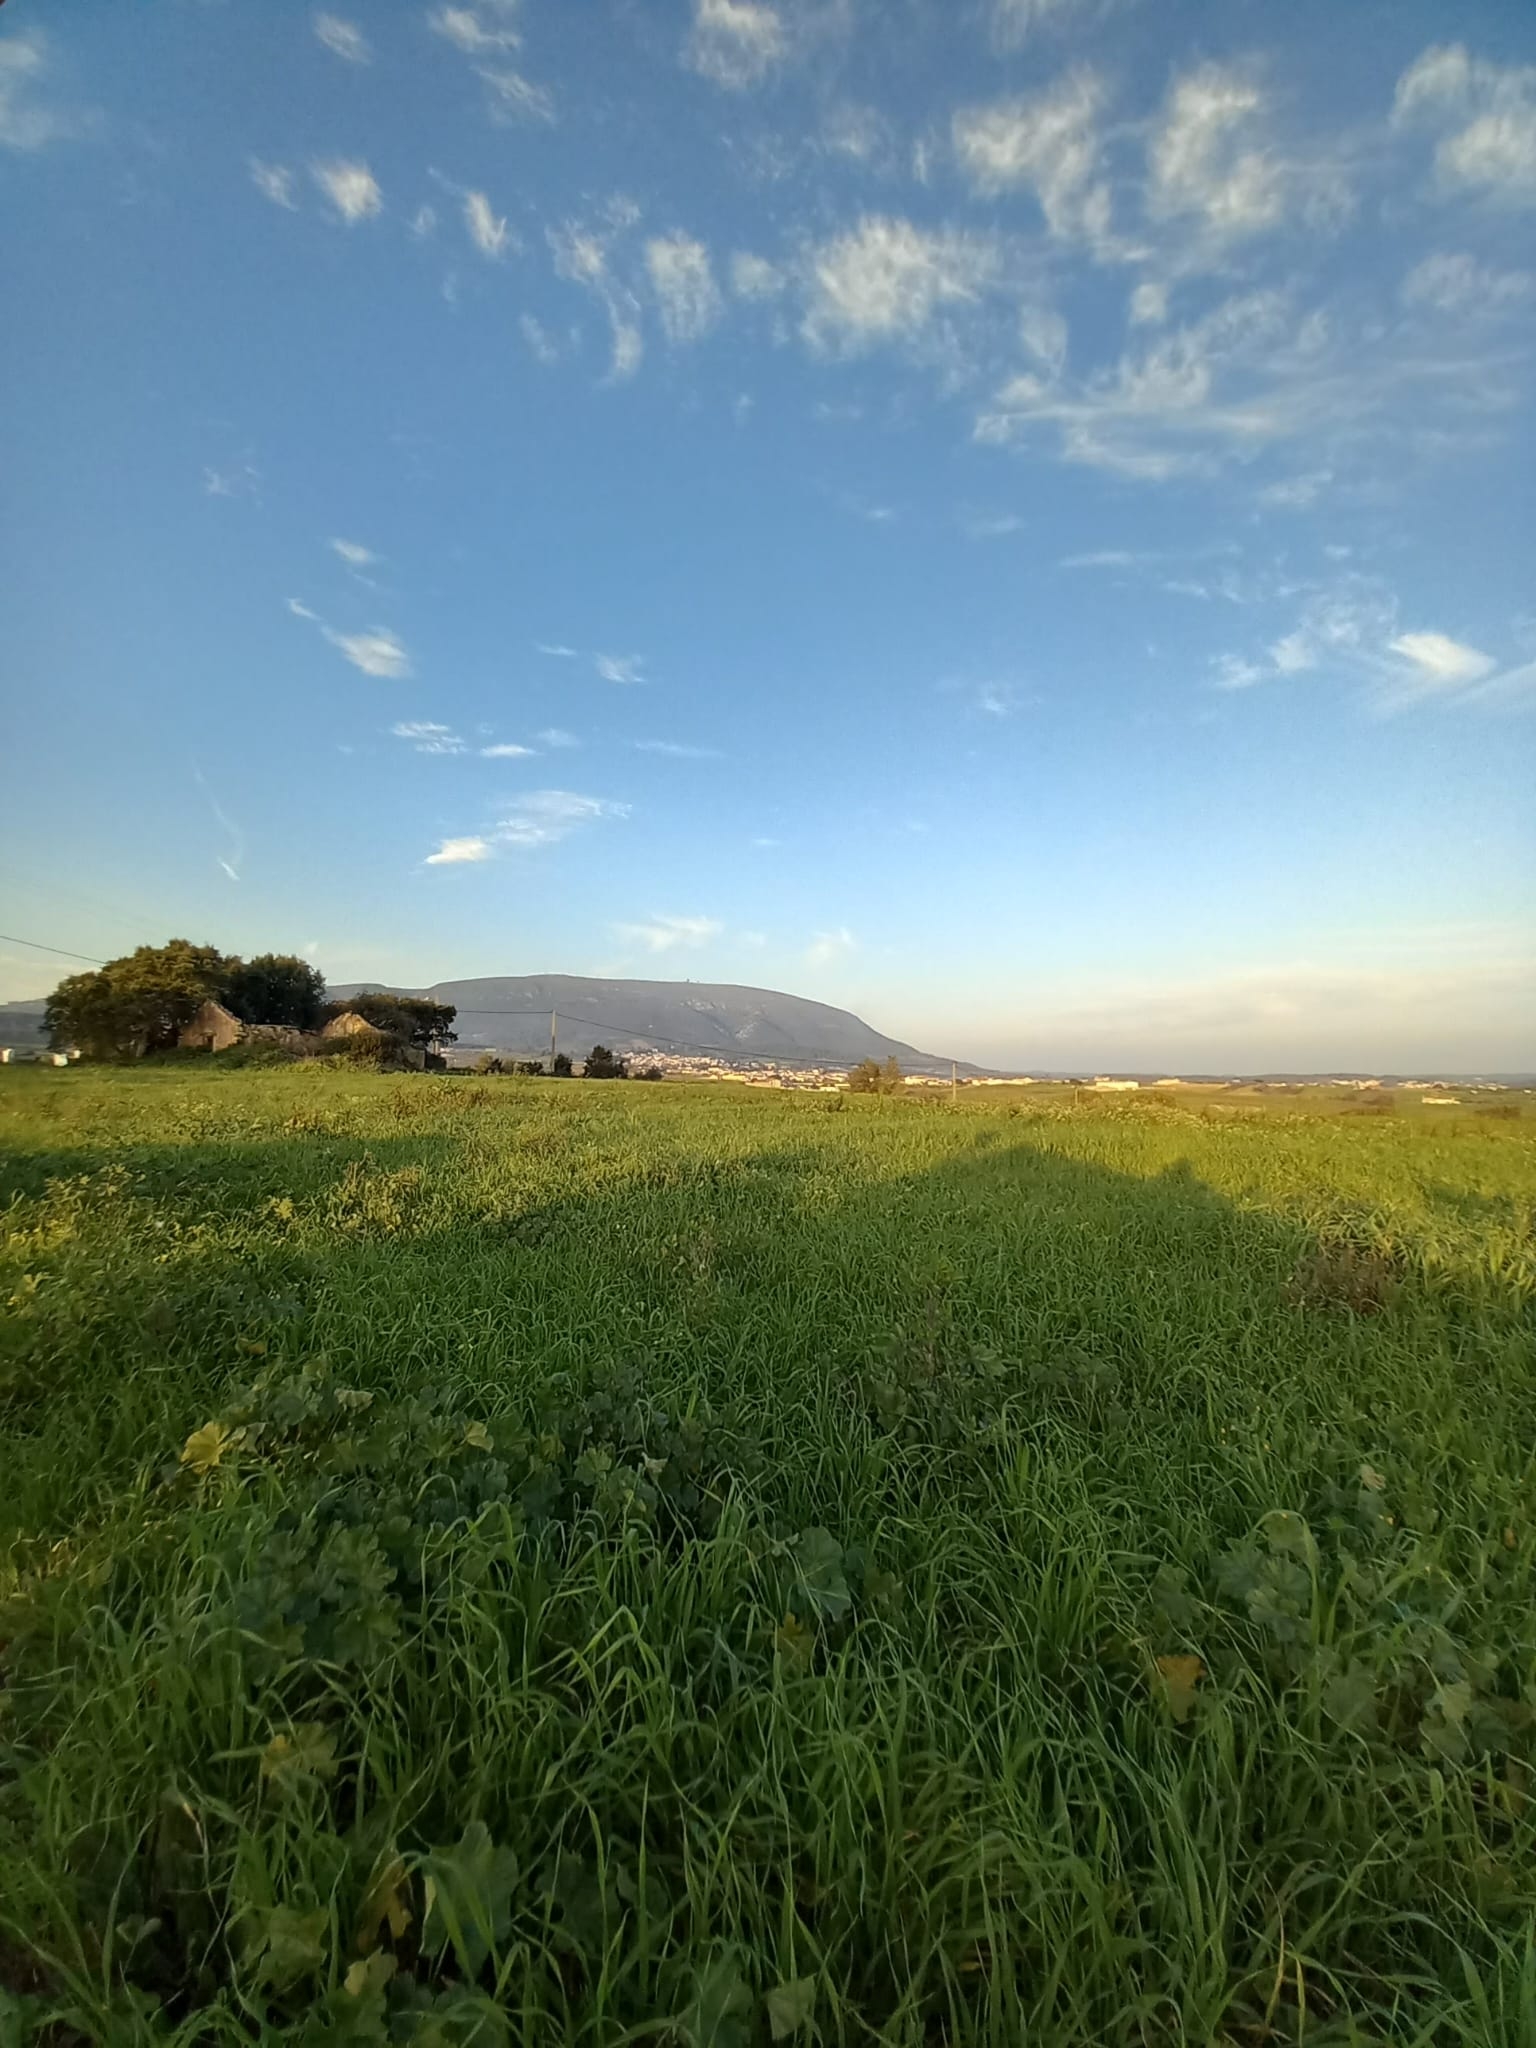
864 1567 901 1611
344 1952 397 1998
252 1903 328 1991
766 1976 817 2039
1434 1679 1474 1728
1358 1462 1386 1492
682 1957 752 2048
794 1527 851 1621
260 1723 337 1796
1152 1654 1205 1724
1259 1510 1316 1561
421 1822 519 1976
1322 1663 1379 1732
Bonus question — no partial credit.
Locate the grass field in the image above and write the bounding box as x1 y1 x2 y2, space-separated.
2 1064 1533 2046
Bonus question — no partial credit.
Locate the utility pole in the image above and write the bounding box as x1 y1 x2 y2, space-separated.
951 1059 958 1104
549 1009 557 1074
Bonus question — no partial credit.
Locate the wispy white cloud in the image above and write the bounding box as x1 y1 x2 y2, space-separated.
731 251 785 300
480 741 535 757
324 626 411 678
1213 653 1265 691
428 3 521 56
802 214 996 355
1387 630 1496 688
424 788 626 869
646 233 723 342
536 643 579 659
314 13 370 63
1018 302 1069 378
1129 280 1169 326
953 72 1113 251
976 287 1295 476
634 739 721 758
685 0 786 90
1256 470 1332 510
962 510 1025 539
495 789 629 848
1462 661 1536 712
311 159 382 224
330 537 378 569
806 927 856 966
549 200 645 379
192 764 244 885
1148 63 1284 240
463 189 512 259
479 68 555 123
822 101 894 169
392 720 466 754
975 271 1518 485
1269 630 1316 675
288 597 319 620
520 314 564 364
0 27 78 150
537 726 580 747
615 914 723 953
250 158 298 209
1394 44 1536 204
988 0 1100 52
1401 250 1534 313
204 462 260 500
1211 573 1519 716
426 835 492 865
595 653 646 684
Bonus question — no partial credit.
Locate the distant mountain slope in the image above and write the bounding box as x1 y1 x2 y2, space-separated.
0 999 49 1048
329 974 964 1072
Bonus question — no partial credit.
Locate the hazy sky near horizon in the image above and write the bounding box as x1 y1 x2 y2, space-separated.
2 0 1533 1072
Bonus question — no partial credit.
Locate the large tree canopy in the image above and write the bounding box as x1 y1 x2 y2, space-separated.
46 941 331 1059
47 940 228 1060
222 955 326 1031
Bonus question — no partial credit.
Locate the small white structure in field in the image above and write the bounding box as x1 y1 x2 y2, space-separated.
1091 1077 1139 1091
1422 1095 1460 1105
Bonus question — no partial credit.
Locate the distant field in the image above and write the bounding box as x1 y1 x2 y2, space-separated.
2 1065 1533 2045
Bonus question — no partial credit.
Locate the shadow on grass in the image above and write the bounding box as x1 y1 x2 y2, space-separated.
7 1106 1524 1548
3 1101 1533 2045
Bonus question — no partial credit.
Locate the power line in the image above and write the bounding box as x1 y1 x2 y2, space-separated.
0 933 105 965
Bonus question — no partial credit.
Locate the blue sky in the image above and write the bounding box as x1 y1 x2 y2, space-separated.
2 0 1533 1072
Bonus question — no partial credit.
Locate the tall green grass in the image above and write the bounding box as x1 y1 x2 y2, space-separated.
1 1067 1533 2044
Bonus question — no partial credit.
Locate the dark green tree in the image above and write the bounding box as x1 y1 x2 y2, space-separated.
516 1060 547 1075
222 955 326 1029
847 1055 903 1095
551 1052 573 1077
46 940 227 1060
582 1044 629 1079
324 993 457 1050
